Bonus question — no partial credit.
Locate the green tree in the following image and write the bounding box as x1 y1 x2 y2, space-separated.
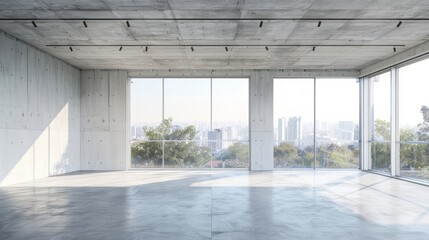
274 142 305 167
131 118 211 167
317 143 359 168
373 106 429 179
218 143 249 168
371 119 391 170
417 105 429 142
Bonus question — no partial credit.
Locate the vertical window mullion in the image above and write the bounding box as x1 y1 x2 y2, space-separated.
210 78 213 170
313 77 317 170
162 78 165 168
391 67 400 176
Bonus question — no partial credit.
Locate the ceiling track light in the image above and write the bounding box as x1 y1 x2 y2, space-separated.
317 21 322 27
119 46 123 51
83 21 88 28
396 21 403 27
393 47 397 52
69 47 73 52
191 46 194 52
259 21 263 27
31 20 37 28
48 44 406 50
126 21 131 27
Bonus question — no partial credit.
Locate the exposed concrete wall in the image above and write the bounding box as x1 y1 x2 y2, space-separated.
80 70 127 171
0 31 81 186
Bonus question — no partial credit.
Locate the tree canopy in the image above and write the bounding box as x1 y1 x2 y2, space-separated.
131 118 248 168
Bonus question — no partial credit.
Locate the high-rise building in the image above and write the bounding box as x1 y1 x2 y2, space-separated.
354 124 360 141
287 117 302 146
208 129 223 152
135 126 143 140
131 125 136 139
225 126 238 141
338 121 355 141
277 118 287 142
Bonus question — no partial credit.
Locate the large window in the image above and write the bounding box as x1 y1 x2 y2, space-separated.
212 79 249 168
273 78 359 169
399 58 429 182
316 79 359 168
274 78 314 168
130 78 163 167
131 78 249 168
369 72 391 173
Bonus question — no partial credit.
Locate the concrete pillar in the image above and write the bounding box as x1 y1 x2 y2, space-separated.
249 71 274 170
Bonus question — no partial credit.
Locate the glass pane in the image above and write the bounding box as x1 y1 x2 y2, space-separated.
316 141 359 168
274 78 314 168
315 78 360 168
212 78 249 141
164 78 211 141
131 141 163 168
131 78 163 168
371 142 391 173
370 72 391 142
212 141 249 168
399 58 429 181
130 78 163 140
400 143 429 182
370 72 391 173
164 141 211 168
274 140 314 168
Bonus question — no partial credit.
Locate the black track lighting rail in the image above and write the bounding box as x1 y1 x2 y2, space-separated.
2 17 429 21
47 44 405 47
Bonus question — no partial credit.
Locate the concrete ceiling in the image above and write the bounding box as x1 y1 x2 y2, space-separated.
0 0 429 70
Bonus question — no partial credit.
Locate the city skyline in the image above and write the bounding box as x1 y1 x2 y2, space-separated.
274 116 359 145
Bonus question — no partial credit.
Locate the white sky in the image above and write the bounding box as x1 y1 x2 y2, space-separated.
398 58 429 128
273 78 359 125
131 57 429 129
371 57 429 128
131 78 248 127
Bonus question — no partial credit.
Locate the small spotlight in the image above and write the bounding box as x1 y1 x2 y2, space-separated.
69 47 73 52
317 21 322 27
145 46 148 52
265 46 269 51
259 21 263 28
32 21 37 28
393 47 397 52
191 46 194 52
119 46 123 51
83 21 88 28
225 46 228 52
313 46 316 52
126 21 131 27
396 21 403 28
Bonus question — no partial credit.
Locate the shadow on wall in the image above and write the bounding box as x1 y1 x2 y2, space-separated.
0 32 80 186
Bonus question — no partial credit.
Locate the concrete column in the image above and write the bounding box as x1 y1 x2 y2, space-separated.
249 71 274 170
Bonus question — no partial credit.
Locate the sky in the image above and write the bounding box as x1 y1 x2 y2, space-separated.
398 57 429 128
371 57 429 129
131 57 429 130
131 78 248 128
273 78 360 126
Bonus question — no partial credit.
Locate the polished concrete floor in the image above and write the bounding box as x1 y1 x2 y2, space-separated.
1 170 429 240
